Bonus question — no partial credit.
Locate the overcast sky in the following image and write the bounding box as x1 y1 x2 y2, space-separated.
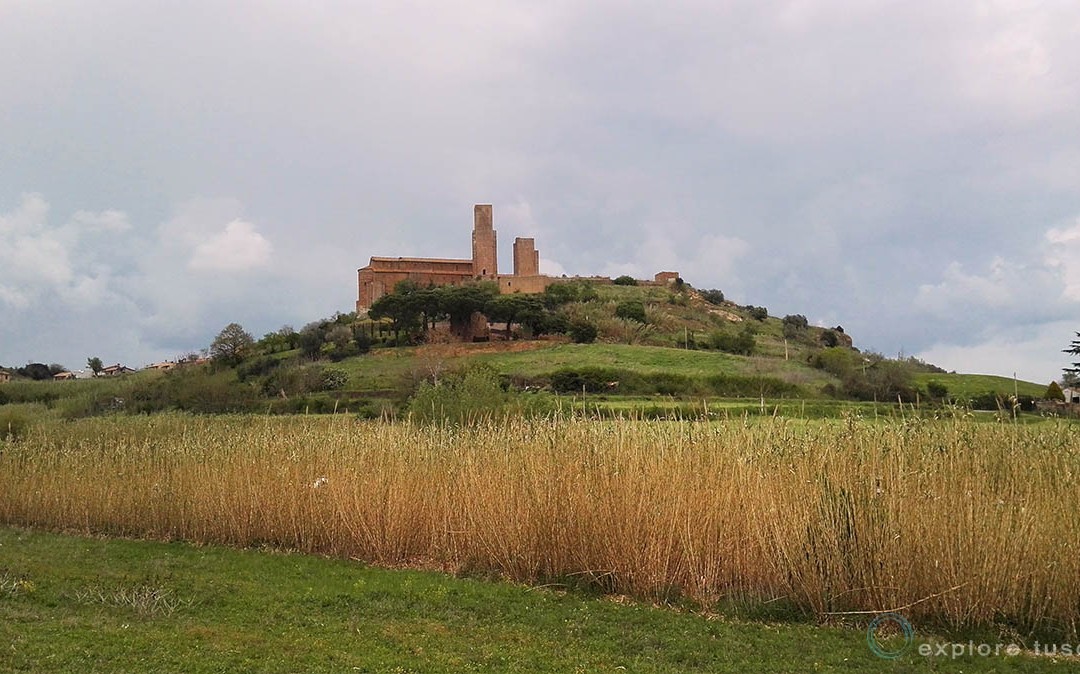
2 1 1079 382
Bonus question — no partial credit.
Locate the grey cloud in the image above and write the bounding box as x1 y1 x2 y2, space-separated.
1 1 1079 380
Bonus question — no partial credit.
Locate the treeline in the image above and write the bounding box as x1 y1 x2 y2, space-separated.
6 363 70 381
535 367 800 397
367 280 602 343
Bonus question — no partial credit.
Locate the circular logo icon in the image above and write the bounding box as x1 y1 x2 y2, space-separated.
867 613 915 659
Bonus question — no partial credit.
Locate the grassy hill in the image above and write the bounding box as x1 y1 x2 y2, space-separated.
335 342 836 393
0 280 1053 420
914 373 1047 399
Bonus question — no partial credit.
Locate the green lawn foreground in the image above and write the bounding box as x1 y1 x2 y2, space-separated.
0 527 1069 673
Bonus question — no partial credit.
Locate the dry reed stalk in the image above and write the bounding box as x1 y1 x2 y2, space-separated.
0 414 1077 636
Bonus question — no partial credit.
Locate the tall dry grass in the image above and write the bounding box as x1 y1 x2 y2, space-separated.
1 414 1077 636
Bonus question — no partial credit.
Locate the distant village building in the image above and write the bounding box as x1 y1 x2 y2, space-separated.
1063 387 1080 405
356 204 679 312
100 364 137 377
52 371 76 381
146 361 178 372
0 369 11 383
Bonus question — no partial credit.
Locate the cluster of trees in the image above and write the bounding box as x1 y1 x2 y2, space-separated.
810 347 920 402
699 289 725 305
367 280 600 343
782 314 809 339
704 325 757 355
208 317 373 367
744 305 769 321
295 317 372 361
10 363 69 380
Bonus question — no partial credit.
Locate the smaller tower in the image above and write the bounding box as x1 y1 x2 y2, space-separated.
472 204 498 278
513 238 540 276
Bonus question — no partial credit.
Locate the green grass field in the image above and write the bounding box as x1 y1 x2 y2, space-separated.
913 373 1047 399
0 526 1070 673
331 342 1047 409
334 342 838 394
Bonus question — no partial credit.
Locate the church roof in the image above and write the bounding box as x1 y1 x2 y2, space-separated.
362 256 473 270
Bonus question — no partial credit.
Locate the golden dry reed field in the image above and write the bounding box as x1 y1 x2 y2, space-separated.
1 414 1078 636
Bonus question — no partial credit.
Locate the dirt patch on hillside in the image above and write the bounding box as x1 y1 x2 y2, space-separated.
707 308 743 322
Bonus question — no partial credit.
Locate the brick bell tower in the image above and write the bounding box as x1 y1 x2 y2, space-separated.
472 204 498 278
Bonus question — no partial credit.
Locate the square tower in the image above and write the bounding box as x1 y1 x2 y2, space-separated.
513 237 540 276
472 204 498 278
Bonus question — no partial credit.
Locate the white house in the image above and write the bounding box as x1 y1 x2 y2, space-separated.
1063 387 1080 404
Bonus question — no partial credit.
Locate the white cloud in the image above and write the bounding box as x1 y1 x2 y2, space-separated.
539 257 567 276
914 257 1027 314
0 195 142 313
632 230 748 285
0 285 30 309
916 218 1080 318
3 2 1080 376
1044 217 1080 300
70 209 131 232
917 320 1073 384
188 219 272 272
911 218 1080 380
66 271 114 307
0 194 72 306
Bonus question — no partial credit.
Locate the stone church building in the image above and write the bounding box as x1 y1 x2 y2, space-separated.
356 204 677 312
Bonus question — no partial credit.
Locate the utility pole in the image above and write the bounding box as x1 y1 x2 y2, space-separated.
1014 372 1019 421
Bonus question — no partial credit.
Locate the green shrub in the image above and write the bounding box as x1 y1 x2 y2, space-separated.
262 365 329 398
126 370 258 414
964 392 1036 412
354 400 392 420
648 372 692 396
0 406 35 441
236 356 280 382
408 366 555 424
745 306 768 321
613 275 638 286
544 282 598 307
834 359 917 403
549 368 701 396
538 313 570 336
550 368 621 394
926 381 949 400
569 320 598 344
321 368 349 391
782 314 809 339
615 300 647 323
0 382 60 406
810 347 861 378
707 326 756 355
700 289 725 305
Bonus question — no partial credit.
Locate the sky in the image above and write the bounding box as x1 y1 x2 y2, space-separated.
1 1 1079 382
